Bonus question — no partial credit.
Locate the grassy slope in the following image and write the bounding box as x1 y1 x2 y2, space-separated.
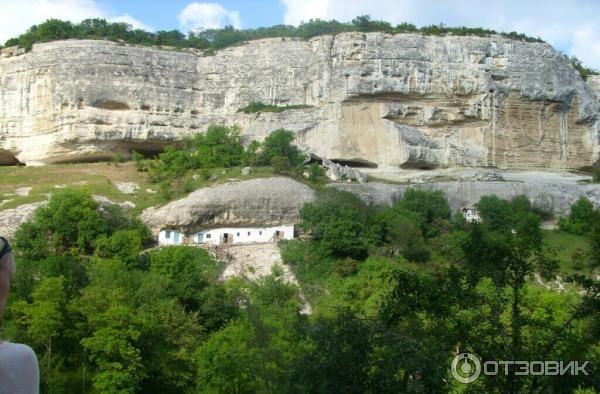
0 162 285 215
541 229 591 275
1 162 592 279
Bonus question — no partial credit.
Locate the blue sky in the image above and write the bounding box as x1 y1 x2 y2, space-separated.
96 0 285 31
0 0 599 68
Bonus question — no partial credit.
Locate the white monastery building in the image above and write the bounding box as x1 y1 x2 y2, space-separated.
462 206 481 223
158 225 294 246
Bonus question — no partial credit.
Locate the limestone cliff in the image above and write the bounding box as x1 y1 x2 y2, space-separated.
1 33 599 169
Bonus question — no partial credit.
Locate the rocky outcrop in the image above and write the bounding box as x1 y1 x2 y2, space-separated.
330 181 600 216
140 177 316 234
220 243 312 314
0 201 45 239
322 158 368 182
0 34 598 169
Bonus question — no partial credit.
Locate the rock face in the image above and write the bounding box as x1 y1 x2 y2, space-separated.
0 34 599 169
0 201 45 240
140 177 316 234
322 158 368 182
330 181 600 216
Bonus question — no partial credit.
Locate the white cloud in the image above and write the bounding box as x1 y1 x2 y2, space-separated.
178 3 241 31
571 24 600 71
282 0 328 25
0 0 152 45
109 14 154 32
280 0 600 69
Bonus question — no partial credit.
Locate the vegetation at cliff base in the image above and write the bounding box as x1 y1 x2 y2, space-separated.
3 15 545 54
142 125 307 200
238 102 313 114
2 186 600 392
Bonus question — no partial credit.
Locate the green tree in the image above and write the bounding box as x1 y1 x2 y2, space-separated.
195 318 263 393
290 311 372 392
196 275 305 393
13 277 67 389
261 129 305 167
80 299 146 393
15 188 109 255
396 189 451 237
271 155 291 174
149 246 221 310
307 162 325 183
376 207 430 262
94 230 143 267
188 125 245 168
300 190 378 259
460 197 558 391
559 197 598 235
131 150 147 172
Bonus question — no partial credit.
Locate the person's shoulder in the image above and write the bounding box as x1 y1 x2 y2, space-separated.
0 342 38 365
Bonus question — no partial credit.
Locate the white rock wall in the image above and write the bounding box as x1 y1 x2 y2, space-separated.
0 33 598 169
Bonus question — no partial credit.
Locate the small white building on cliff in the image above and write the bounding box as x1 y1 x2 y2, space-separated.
462 206 481 223
158 225 294 246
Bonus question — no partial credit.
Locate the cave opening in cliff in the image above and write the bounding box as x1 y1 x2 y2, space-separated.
330 158 379 168
309 155 378 168
0 150 23 166
400 161 439 170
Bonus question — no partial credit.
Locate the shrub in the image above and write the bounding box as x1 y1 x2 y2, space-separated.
261 129 305 167
334 257 358 277
375 207 431 262
300 190 378 259
131 151 147 172
271 155 292 174
559 197 598 235
238 102 312 114
395 189 451 237
148 125 244 183
110 153 124 165
308 163 325 183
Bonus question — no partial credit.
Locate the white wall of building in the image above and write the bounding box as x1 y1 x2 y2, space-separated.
463 208 481 223
158 225 294 246
158 229 184 245
196 225 294 246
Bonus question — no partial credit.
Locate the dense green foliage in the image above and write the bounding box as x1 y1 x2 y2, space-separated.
301 190 379 259
286 190 600 392
300 188 450 261
3 187 600 392
559 197 599 235
146 126 306 200
238 102 312 114
3 15 545 53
